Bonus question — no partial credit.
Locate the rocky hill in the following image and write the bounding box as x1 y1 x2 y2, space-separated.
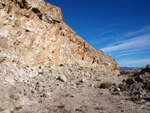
119 65 150 99
0 0 119 75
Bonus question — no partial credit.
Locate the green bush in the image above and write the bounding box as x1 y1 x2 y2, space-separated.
15 106 22 111
31 90 34 93
9 94 15 99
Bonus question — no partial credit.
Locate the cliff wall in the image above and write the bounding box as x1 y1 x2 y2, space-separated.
0 0 119 75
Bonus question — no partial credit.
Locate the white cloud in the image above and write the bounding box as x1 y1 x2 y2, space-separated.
98 26 150 67
119 59 150 65
125 26 150 37
87 29 116 45
101 33 150 53
118 51 149 56
98 29 116 36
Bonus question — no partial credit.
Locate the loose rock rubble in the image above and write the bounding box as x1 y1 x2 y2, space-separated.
0 62 150 113
111 65 150 103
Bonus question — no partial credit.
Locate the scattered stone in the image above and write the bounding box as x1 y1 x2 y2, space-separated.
58 75 67 82
114 65 150 101
80 78 88 83
17 96 32 106
71 95 75 97
5 76 15 85
89 84 94 87
28 71 38 78
1 102 14 110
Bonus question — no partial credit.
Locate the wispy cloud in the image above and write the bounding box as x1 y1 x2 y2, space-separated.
98 26 150 67
101 33 150 53
97 29 116 36
87 29 116 45
119 59 150 65
117 51 149 56
125 26 150 37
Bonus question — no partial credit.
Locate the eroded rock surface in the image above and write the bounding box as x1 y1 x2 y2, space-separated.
0 0 119 75
0 0 124 112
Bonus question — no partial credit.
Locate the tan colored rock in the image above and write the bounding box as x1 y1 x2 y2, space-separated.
0 95 8 103
58 75 67 82
80 78 88 83
1 101 14 110
0 0 119 75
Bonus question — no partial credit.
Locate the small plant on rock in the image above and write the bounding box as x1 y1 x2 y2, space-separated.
60 64 64 67
49 70 52 73
15 106 22 111
75 108 82 112
58 105 65 109
38 72 44 75
99 82 112 89
31 90 34 94
9 94 15 99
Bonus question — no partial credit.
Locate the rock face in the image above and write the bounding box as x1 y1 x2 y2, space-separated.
0 0 119 75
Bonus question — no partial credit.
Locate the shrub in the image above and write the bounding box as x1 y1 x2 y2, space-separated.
31 90 34 93
75 108 82 112
38 72 44 75
99 82 112 88
9 94 15 99
60 64 64 67
129 96 141 102
15 106 22 111
49 70 52 73
58 105 65 109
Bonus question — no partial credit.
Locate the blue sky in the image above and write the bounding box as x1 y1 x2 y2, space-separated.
45 0 150 67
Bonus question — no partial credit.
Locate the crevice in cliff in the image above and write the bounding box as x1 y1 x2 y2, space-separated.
7 5 12 13
17 0 28 9
92 57 95 64
0 3 5 9
32 8 40 13
32 7 43 20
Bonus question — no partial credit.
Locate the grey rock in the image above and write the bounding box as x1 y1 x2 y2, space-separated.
5 76 15 85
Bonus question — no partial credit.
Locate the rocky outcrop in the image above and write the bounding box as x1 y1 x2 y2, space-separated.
115 65 150 100
0 0 119 75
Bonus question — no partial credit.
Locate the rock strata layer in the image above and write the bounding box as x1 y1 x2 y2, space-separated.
0 0 119 75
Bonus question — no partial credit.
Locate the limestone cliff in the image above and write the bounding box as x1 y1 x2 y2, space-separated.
0 0 119 75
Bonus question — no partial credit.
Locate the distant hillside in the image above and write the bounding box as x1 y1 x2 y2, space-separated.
120 67 144 71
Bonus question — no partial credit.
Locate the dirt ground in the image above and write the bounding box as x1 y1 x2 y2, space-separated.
14 74 150 113
1 64 150 113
